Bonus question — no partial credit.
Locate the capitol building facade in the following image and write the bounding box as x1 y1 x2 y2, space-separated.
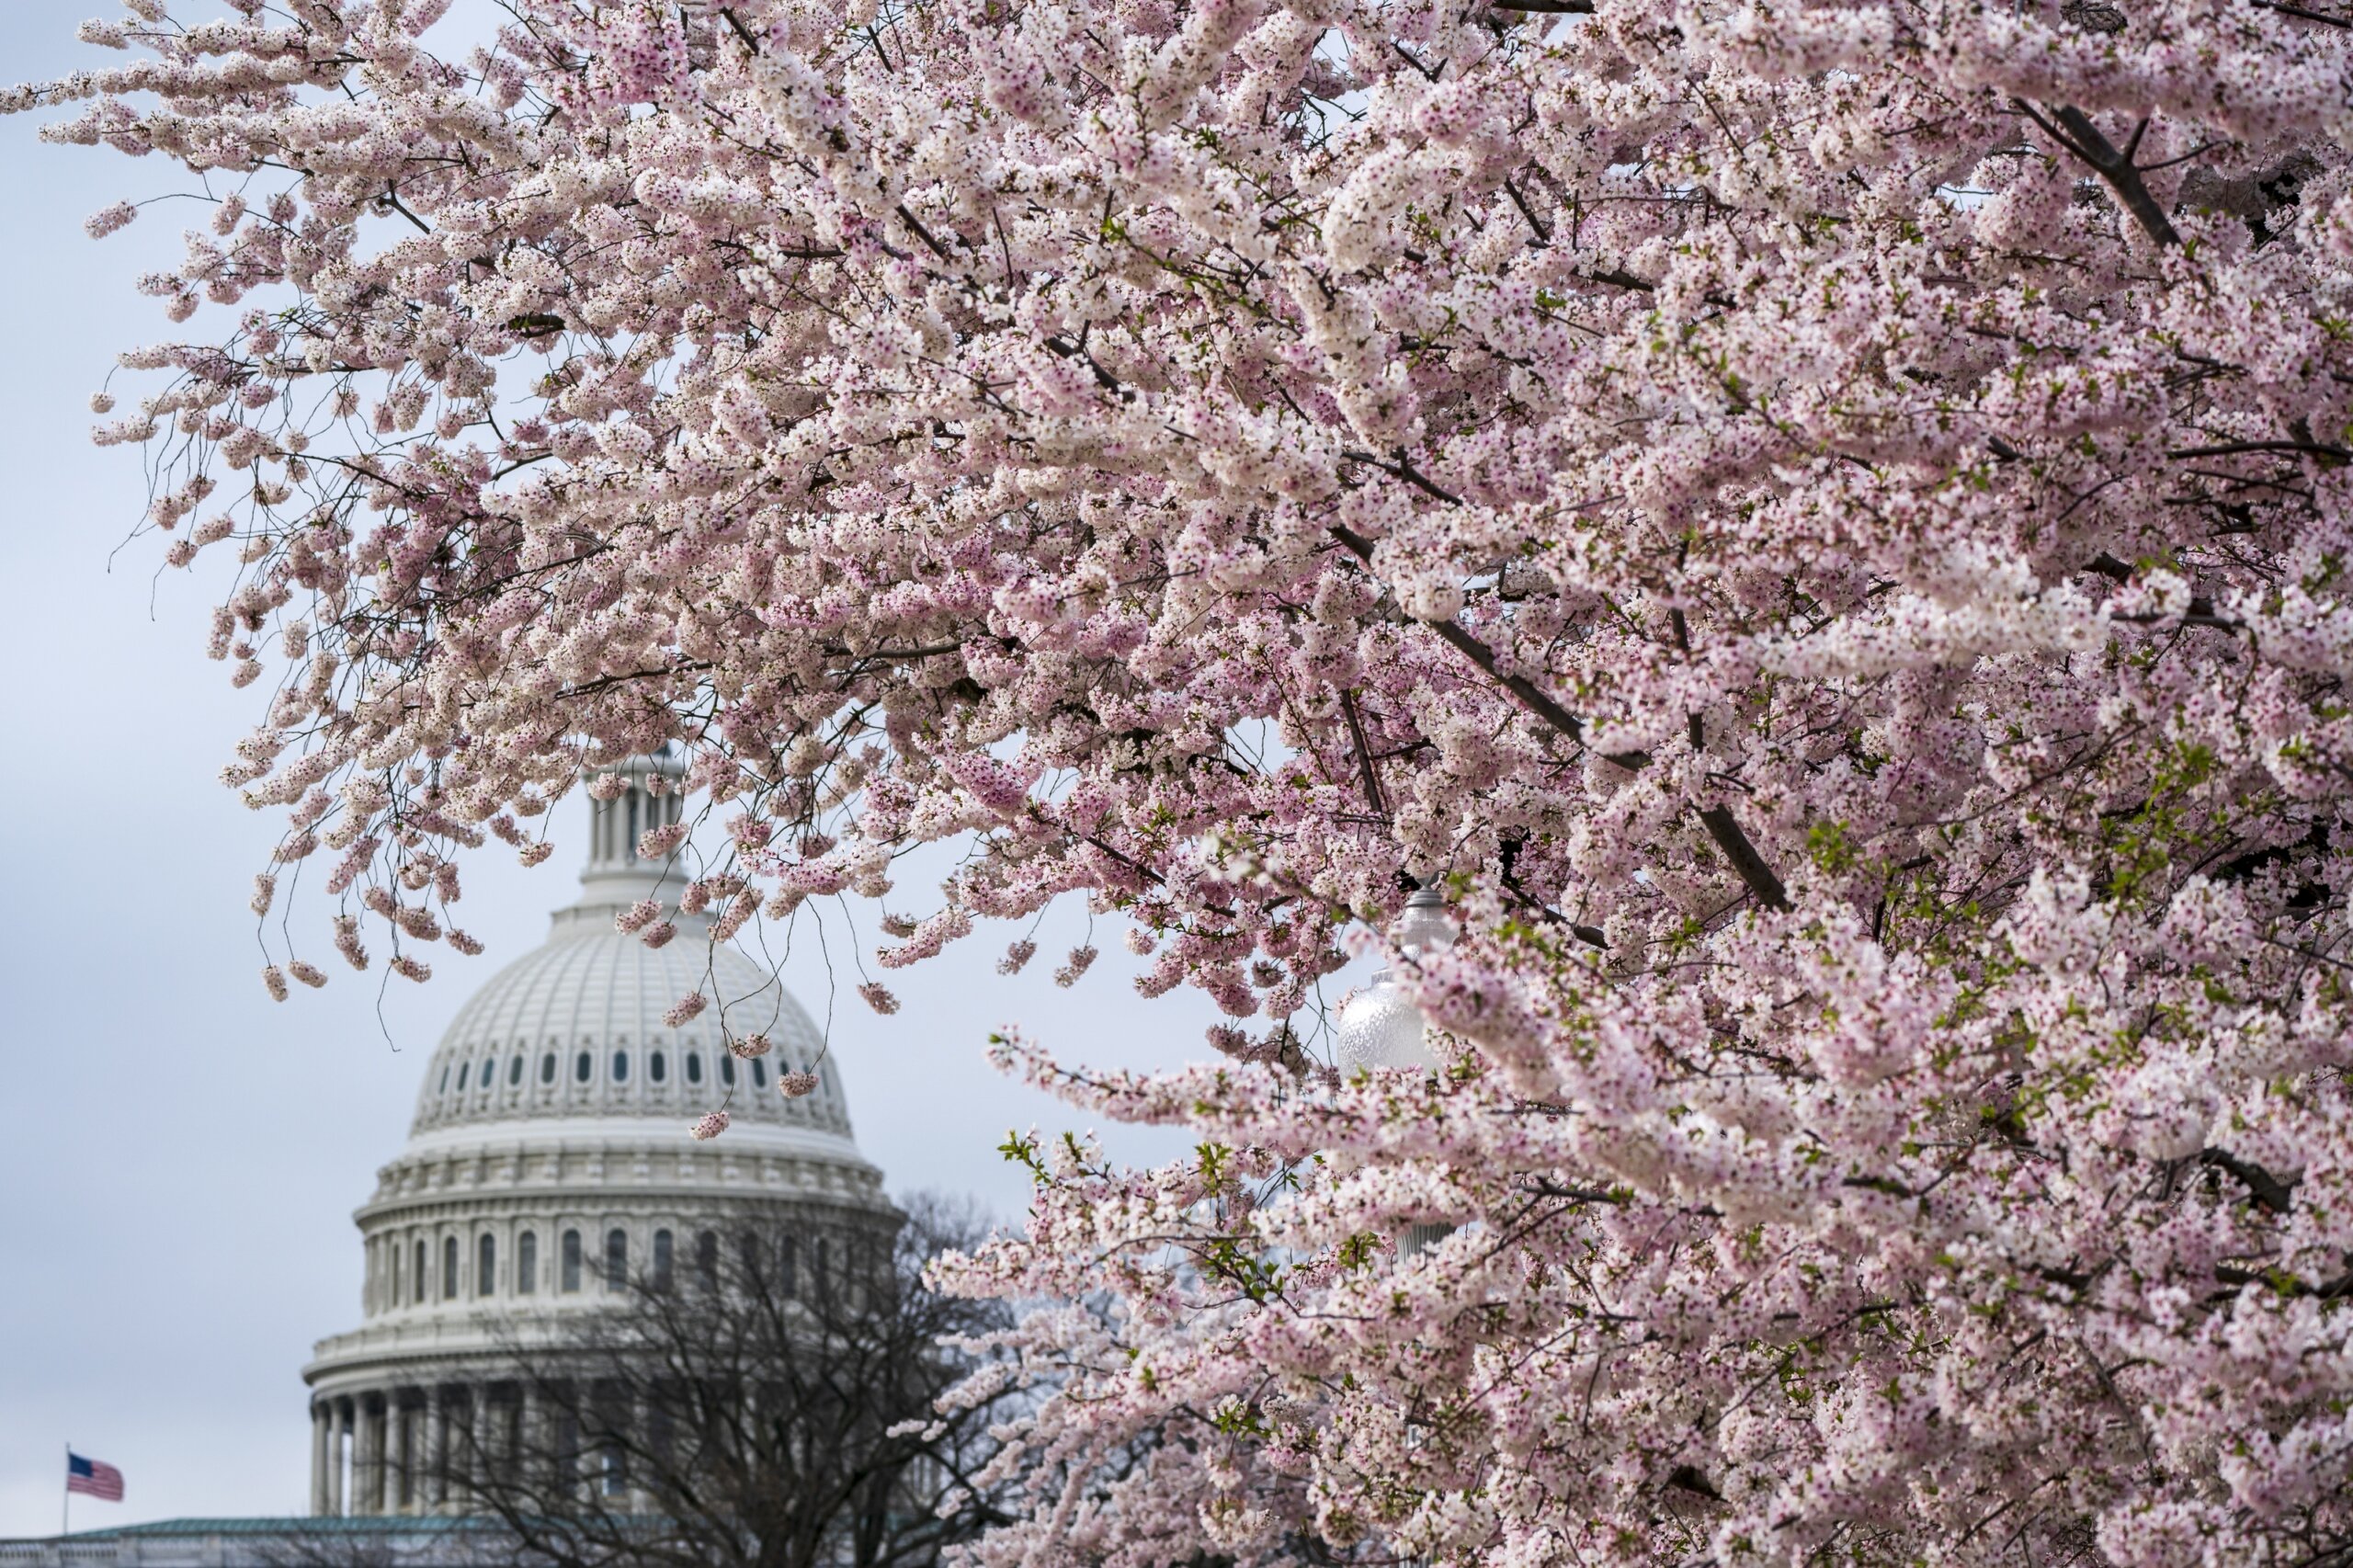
1 761 894 1565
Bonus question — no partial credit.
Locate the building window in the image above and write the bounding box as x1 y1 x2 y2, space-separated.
685 1052 702 1085
606 1229 628 1290
574 1051 592 1084
457 1062 469 1092
612 1051 630 1083
561 1230 582 1292
389 1241 401 1306
695 1231 718 1290
508 1054 523 1086
414 1239 427 1304
653 1229 674 1292
443 1235 460 1300
721 1056 736 1087
540 1052 556 1085
438 1065 449 1094
751 1059 767 1088
478 1233 496 1296
649 1051 666 1084
517 1232 538 1295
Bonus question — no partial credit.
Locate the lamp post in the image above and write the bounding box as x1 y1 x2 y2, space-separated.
1333 885 1458 1256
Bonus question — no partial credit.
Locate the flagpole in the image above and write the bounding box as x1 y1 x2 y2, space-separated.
61 1442 69 1538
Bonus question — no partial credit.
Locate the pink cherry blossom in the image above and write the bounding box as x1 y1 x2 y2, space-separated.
24 0 2353 1556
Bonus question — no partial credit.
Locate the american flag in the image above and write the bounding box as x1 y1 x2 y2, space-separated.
66 1453 123 1503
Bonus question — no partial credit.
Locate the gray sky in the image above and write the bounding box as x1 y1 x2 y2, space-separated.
0 4 1295 1533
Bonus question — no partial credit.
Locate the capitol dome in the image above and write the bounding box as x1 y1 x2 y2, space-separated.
301 757 893 1519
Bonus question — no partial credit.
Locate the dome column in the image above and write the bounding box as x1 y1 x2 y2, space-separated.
309 1403 331 1516
425 1384 447 1512
391 1390 415 1513
458 1384 484 1508
327 1399 350 1516
357 1392 384 1515
517 1381 545 1500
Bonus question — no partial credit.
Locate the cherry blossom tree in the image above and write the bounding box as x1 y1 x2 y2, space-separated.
17 0 2353 1557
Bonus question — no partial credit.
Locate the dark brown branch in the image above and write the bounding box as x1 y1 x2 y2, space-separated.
1326 525 1648 768
1491 0 1596 11
1578 267 1656 292
1337 688 1392 819
896 203 955 262
1696 804 1791 912
2169 438 2352 461
2019 101 2180 246
2252 0 2352 25
1325 523 1792 912
2200 1147 2298 1214
2084 552 2222 619
717 6 762 50
1500 174 1552 243
1340 449 1463 506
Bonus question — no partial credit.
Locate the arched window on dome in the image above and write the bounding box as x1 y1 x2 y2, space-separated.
605 1229 628 1291
653 1229 674 1292
438 1065 449 1095
561 1230 582 1292
686 1052 702 1085
389 1240 401 1306
779 1234 798 1300
721 1056 736 1087
414 1239 427 1304
612 1051 629 1084
649 1051 666 1084
478 1233 495 1296
457 1062 469 1092
508 1054 523 1087
517 1232 538 1295
751 1059 767 1088
443 1235 460 1300
540 1052 556 1085
574 1051 592 1084
695 1231 718 1290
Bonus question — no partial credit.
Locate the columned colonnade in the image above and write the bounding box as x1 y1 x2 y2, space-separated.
309 1381 555 1517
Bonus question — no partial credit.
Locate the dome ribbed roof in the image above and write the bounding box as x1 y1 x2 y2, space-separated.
407 924 854 1141
402 758 859 1152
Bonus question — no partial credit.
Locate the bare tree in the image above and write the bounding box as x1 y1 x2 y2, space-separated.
347 1192 1022 1568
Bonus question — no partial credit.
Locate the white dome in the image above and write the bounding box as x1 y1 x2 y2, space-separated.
303 761 893 1521
407 921 856 1144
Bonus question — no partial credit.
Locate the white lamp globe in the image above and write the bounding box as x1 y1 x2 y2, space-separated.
1333 887 1458 1075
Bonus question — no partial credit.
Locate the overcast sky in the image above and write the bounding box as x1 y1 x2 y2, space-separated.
0 4 1299 1535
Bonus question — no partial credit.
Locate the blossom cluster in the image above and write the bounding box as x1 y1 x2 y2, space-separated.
22 0 2353 1558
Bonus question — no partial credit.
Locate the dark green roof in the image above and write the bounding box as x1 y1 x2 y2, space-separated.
24 1516 505 1542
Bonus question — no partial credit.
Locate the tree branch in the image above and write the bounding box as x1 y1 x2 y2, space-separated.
2018 101 2180 247
1327 525 1648 768
1327 523 1793 911
2199 1147 2297 1214
1696 803 1790 912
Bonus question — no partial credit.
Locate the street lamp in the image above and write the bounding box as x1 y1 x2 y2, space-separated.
1334 886 1457 1076
1332 885 1459 1257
